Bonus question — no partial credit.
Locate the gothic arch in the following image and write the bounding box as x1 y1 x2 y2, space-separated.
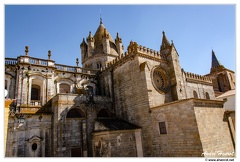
205 92 210 99
217 73 230 92
193 90 198 98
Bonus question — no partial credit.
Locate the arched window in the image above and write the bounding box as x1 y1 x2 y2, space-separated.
96 61 102 69
31 85 40 100
193 90 198 98
217 73 230 92
97 108 113 118
217 75 224 92
60 83 70 93
205 92 210 99
66 108 85 118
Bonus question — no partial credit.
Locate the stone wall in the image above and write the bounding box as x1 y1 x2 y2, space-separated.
137 57 173 107
92 129 141 157
194 106 235 157
112 55 163 156
150 99 234 157
185 82 215 99
151 99 203 157
51 94 113 157
51 94 89 157
5 114 52 157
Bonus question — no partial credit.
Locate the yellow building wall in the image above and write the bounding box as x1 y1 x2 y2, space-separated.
4 99 13 156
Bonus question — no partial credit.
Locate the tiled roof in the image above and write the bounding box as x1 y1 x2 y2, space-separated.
211 50 221 68
216 89 235 98
95 118 141 131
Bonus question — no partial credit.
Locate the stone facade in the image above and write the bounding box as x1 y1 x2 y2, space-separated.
4 20 235 157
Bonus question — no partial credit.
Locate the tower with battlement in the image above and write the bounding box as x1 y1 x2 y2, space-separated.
80 20 124 70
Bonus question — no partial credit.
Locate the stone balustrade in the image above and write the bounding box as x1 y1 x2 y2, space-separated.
5 56 98 75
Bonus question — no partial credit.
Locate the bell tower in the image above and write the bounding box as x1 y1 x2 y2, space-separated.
80 20 123 70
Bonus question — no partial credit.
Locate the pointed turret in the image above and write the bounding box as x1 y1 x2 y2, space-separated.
160 31 171 51
80 38 87 47
87 31 94 42
211 50 221 68
115 32 123 54
86 32 94 57
80 38 87 62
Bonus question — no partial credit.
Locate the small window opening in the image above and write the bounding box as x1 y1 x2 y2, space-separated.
32 143 37 151
206 92 210 99
193 90 198 98
159 122 167 134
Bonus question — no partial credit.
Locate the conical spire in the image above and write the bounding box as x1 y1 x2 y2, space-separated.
211 50 221 68
160 31 171 50
93 22 114 45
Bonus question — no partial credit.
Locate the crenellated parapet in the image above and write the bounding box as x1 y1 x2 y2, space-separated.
102 41 167 71
127 41 166 60
184 71 212 85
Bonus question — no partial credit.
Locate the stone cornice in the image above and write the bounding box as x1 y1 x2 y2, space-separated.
150 98 224 110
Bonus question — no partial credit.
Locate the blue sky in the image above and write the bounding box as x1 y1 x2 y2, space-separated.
5 4 236 75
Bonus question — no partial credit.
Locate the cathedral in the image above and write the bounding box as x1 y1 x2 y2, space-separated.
4 19 235 157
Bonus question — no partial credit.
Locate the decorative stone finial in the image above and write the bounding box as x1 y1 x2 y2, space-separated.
76 58 79 66
48 50 51 60
25 46 29 56
127 41 138 54
115 32 122 43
